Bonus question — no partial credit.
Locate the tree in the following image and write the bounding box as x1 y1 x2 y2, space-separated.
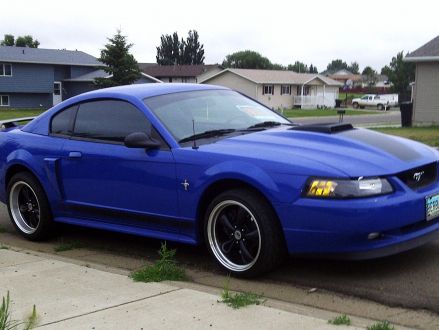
94 30 141 88
348 61 360 74
181 30 205 65
309 64 318 73
288 61 308 73
156 32 181 65
222 50 272 69
156 30 205 65
271 63 286 70
0 34 14 46
383 51 415 97
1 34 39 48
362 66 378 89
326 59 348 73
380 65 392 77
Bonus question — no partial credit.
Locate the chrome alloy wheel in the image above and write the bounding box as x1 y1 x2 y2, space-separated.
207 200 261 272
9 181 41 234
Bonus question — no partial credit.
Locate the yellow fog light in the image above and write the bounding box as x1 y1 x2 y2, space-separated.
307 180 337 197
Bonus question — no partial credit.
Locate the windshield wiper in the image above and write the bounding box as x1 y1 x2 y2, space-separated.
245 121 292 130
179 129 236 143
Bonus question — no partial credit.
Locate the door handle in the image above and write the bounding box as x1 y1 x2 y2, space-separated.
68 151 82 158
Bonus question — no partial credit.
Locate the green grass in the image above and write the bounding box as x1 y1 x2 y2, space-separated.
367 321 394 330
373 126 439 147
130 242 186 282
0 109 45 121
219 279 264 309
0 291 38 330
54 240 83 252
282 108 378 118
0 246 8 250
328 314 351 326
0 226 6 233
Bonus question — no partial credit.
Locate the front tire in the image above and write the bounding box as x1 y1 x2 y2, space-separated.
204 189 286 277
7 172 54 241
377 104 384 110
352 102 359 109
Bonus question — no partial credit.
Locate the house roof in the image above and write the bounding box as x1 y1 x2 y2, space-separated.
63 69 162 83
0 46 101 66
200 68 343 86
140 64 221 78
405 35 439 62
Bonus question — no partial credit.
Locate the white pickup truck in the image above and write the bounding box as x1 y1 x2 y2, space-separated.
352 94 398 110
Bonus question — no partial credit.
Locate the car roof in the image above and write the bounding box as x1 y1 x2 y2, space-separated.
79 83 229 100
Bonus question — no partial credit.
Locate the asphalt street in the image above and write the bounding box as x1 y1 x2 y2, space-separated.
292 110 401 127
1 202 439 316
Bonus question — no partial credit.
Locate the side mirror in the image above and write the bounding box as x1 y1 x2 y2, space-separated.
124 132 161 149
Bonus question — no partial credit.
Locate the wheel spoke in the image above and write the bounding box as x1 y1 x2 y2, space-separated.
244 229 259 240
29 212 38 228
235 207 248 226
221 238 235 254
239 240 254 262
19 204 28 212
219 214 234 234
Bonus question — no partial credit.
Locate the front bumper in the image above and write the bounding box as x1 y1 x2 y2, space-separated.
275 177 439 258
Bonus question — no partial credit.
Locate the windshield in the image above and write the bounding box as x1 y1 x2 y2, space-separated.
144 90 290 142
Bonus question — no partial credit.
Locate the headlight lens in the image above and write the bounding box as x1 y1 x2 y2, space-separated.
305 177 393 199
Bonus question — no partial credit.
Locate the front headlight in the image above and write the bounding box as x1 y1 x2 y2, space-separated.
304 177 393 199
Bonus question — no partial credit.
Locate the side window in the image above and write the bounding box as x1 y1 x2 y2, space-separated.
73 100 151 143
51 105 78 136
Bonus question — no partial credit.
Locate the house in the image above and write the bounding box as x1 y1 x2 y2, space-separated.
139 64 222 83
199 68 342 109
404 35 439 123
326 69 363 87
0 46 160 109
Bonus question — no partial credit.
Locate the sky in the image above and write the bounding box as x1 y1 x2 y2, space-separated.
2 0 437 72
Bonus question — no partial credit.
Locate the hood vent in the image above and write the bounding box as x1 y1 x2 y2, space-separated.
290 123 354 134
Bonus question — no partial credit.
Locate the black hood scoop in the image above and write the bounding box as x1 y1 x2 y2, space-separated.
290 122 354 134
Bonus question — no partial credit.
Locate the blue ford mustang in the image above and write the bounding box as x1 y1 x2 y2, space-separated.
1 83 439 277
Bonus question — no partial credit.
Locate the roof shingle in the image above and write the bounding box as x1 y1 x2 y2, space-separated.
0 46 101 66
406 35 439 61
203 68 342 86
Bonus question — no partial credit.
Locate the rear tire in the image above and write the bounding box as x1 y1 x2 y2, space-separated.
204 188 286 277
7 172 54 241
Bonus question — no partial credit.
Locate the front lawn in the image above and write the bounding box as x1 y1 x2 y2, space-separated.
0 108 46 120
282 108 379 118
373 126 439 147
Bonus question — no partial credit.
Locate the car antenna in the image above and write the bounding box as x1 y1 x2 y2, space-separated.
192 119 198 150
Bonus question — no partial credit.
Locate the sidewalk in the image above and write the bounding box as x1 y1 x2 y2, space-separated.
0 249 378 330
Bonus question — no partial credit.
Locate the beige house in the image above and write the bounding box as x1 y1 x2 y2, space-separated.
199 68 342 109
405 35 439 123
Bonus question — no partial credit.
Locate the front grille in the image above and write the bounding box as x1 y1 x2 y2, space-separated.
397 162 438 190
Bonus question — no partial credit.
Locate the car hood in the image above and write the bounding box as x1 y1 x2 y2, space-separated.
199 126 439 177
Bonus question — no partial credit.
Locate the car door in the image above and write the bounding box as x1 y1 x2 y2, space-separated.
57 99 179 232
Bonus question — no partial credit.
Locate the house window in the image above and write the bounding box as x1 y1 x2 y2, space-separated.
281 85 291 95
0 95 10 106
296 86 310 95
263 85 274 95
0 63 12 76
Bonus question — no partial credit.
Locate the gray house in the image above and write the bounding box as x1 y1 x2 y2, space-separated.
405 35 439 123
0 46 160 109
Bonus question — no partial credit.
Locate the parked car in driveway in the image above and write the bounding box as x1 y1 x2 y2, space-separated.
0 84 439 277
